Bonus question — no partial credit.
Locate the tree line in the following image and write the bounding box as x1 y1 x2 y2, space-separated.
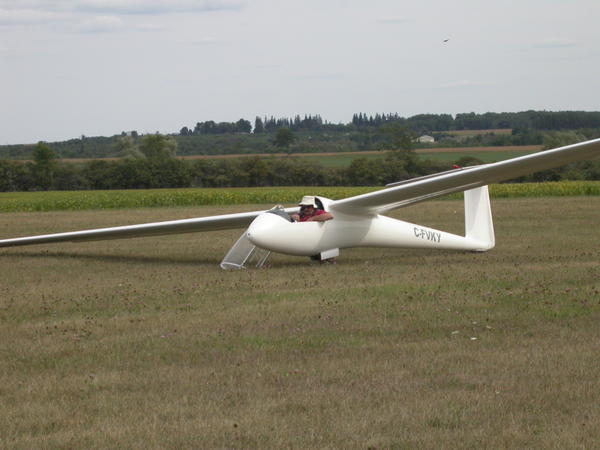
351 111 600 132
180 119 252 136
179 115 331 136
184 111 600 136
4 110 600 161
5 124 600 161
183 110 600 137
1 134 598 192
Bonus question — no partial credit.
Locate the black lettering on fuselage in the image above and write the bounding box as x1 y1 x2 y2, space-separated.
413 226 441 243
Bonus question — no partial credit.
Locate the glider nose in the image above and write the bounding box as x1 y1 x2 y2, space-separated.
246 211 328 256
246 212 285 249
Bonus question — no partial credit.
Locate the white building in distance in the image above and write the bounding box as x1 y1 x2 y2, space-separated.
417 135 435 143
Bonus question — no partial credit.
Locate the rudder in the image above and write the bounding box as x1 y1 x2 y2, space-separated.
464 186 495 251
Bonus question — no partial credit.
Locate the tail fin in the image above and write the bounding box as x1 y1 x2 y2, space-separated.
464 186 495 251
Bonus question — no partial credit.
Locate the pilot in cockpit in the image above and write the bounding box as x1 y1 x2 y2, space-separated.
291 196 333 223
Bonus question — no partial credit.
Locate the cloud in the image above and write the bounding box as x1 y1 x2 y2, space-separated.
0 0 242 31
0 8 59 25
190 36 219 45
76 15 124 33
0 0 244 15
77 0 244 14
133 23 166 32
297 73 344 81
75 16 167 33
533 38 577 49
437 80 495 89
376 17 410 25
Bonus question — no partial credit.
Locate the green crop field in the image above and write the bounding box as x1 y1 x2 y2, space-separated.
1 194 600 448
1 181 599 213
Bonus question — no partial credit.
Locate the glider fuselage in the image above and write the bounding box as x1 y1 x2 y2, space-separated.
246 201 493 257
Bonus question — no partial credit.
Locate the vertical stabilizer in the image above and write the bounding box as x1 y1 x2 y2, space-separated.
464 186 495 251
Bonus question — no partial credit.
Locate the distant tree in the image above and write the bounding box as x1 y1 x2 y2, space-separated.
146 158 192 188
0 159 23 191
378 122 414 151
138 134 177 160
235 119 252 133
273 127 296 151
82 160 116 190
264 116 280 132
381 152 410 184
345 157 382 185
198 121 216 134
379 123 422 177
254 116 265 133
240 157 270 186
115 135 144 159
32 142 57 190
53 164 87 190
542 131 586 150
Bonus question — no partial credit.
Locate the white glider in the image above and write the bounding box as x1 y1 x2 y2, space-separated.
1 138 599 268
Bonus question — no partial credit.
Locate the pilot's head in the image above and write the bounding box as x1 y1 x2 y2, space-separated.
298 195 317 214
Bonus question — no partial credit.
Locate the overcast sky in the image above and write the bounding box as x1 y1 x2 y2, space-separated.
1 0 599 144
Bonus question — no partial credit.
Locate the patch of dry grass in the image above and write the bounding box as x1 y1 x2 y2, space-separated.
1 198 599 448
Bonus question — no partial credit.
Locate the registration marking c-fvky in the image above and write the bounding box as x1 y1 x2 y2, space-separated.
414 227 441 243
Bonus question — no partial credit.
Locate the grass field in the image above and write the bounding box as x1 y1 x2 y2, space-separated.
54 145 542 168
416 150 536 164
238 146 540 167
1 196 599 448
195 146 541 168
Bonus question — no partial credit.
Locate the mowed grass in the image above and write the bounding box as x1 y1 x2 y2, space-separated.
1 197 600 448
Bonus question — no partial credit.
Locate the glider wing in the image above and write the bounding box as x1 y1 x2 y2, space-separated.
0 209 296 248
330 138 600 214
